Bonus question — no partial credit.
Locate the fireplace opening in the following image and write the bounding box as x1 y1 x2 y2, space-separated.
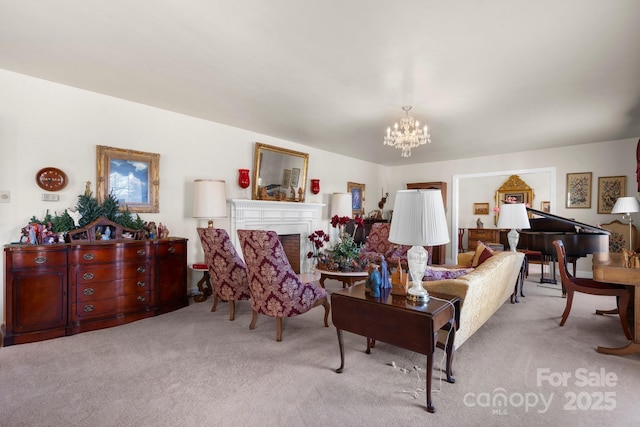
278 234 301 274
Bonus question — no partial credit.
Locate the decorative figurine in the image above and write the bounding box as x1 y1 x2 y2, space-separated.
476 218 484 228
366 263 382 298
380 259 392 289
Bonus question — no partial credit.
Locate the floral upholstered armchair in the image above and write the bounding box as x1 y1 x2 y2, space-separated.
197 228 251 321
359 222 432 270
237 229 330 341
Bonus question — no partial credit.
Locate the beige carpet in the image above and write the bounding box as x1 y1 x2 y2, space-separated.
1 270 640 427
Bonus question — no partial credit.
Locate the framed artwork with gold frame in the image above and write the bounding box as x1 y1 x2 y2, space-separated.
347 182 365 217
597 175 626 214
96 145 160 213
473 203 490 215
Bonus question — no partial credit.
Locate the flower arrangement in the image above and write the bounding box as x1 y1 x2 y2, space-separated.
309 214 368 272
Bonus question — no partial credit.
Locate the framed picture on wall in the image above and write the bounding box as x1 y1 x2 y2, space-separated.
347 181 365 216
566 172 592 208
290 167 301 187
598 175 626 214
541 201 550 212
96 145 160 213
473 203 490 215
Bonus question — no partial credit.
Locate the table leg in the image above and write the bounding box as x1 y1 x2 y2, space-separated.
426 347 435 413
335 329 345 373
597 286 640 355
193 271 212 303
444 321 456 384
319 275 327 288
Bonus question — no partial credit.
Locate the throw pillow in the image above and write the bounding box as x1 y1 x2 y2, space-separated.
471 241 494 267
423 265 474 281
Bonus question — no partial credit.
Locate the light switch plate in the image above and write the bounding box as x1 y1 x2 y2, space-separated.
42 193 59 202
0 191 9 203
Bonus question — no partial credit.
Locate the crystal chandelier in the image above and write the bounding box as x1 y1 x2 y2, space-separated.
383 105 431 157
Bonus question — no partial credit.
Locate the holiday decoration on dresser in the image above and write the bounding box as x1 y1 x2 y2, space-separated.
22 181 147 244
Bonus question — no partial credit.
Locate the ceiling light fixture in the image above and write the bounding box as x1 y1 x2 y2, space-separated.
383 105 431 157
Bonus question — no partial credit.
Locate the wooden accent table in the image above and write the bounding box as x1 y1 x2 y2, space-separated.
317 268 368 288
331 284 460 413
593 252 640 356
190 264 212 302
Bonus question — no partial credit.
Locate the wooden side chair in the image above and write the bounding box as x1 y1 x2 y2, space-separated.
237 229 330 341
197 228 251 321
553 240 632 340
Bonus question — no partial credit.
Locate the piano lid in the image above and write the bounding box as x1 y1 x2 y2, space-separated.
525 207 610 235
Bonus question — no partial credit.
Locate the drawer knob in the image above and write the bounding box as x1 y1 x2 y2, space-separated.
137 296 146 303
82 272 95 281
83 253 95 261
83 304 94 312
168 247 176 254
34 256 47 264
83 288 94 296
137 281 146 287
137 249 146 256
137 267 146 273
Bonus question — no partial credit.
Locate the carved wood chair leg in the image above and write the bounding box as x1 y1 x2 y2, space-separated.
249 310 258 330
276 317 283 342
322 299 330 327
211 295 219 312
229 301 236 321
560 291 574 326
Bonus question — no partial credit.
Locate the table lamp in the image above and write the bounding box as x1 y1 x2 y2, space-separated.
496 203 531 251
193 179 227 228
389 189 450 302
611 196 640 250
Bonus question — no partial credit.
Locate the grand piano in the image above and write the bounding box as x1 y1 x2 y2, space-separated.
512 208 610 284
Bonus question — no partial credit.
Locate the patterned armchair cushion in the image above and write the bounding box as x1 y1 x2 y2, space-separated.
197 228 251 302
238 229 328 318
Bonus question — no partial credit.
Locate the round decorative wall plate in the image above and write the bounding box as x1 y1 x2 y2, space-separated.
35 167 68 191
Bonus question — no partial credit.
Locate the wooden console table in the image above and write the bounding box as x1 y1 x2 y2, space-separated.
331 284 460 413
2 238 188 346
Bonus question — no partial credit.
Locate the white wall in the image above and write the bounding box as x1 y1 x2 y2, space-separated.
1 68 638 323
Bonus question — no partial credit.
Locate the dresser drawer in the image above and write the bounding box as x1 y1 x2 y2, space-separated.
73 291 149 320
8 249 67 269
72 263 151 283
69 244 150 264
156 241 186 257
75 278 150 302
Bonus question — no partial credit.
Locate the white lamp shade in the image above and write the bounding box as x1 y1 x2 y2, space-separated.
496 203 531 229
193 179 227 219
331 192 352 218
389 189 450 246
611 197 640 214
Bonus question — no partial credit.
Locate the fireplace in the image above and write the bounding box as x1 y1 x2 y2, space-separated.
230 199 325 273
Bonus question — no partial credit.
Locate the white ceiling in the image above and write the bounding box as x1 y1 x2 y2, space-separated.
1 1 640 166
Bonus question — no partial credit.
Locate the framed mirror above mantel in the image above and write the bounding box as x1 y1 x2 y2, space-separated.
252 143 309 202
494 174 535 225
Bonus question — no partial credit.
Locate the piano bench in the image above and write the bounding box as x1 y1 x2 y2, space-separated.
520 250 576 277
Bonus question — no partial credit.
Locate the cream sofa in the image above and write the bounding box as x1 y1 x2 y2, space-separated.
423 250 525 349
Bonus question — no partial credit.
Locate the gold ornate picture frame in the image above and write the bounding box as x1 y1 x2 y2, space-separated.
597 175 626 214
347 181 365 217
96 145 160 213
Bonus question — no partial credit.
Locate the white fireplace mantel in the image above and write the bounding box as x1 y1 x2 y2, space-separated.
230 199 325 273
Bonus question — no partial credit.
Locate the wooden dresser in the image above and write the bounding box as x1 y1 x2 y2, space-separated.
467 228 501 251
2 238 188 346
